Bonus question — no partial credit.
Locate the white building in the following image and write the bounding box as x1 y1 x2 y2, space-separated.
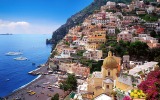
77 82 88 94
129 61 158 76
132 34 158 43
118 61 158 87
147 6 155 14
91 18 108 25
106 1 116 9
55 48 76 58
83 50 103 61
108 27 115 34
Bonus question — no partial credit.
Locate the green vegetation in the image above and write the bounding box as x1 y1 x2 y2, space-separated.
148 48 160 66
51 93 59 100
154 56 160 66
80 58 95 67
128 41 149 60
91 60 103 73
150 30 160 39
116 0 132 4
108 40 149 60
115 28 120 35
79 58 103 73
106 40 160 65
139 14 159 22
76 50 85 57
60 74 77 91
64 41 70 46
108 36 117 40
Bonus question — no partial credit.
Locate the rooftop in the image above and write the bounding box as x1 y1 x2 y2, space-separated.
94 94 112 100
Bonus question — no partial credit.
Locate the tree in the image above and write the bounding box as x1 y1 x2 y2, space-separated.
60 82 69 92
144 1 150 5
115 45 125 57
51 93 59 100
151 2 157 7
115 28 120 34
150 30 157 37
76 50 85 57
66 74 77 91
154 56 160 66
128 41 149 60
60 74 77 91
148 48 160 61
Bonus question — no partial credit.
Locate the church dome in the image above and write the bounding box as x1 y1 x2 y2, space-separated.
103 51 117 69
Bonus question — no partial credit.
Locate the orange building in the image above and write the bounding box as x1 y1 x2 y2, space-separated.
136 28 144 34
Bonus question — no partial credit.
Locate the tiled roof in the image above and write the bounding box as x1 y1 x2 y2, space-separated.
103 78 113 84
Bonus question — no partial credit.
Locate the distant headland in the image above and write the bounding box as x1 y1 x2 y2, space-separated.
0 33 13 35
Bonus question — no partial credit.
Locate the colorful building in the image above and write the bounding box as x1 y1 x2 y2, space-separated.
88 31 106 44
78 51 121 99
117 30 133 42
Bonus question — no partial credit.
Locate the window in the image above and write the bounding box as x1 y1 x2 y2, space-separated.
108 70 110 76
107 85 109 89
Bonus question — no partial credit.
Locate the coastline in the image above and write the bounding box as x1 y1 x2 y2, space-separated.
5 64 66 100
3 48 59 100
5 72 43 98
4 45 60 100
4 62 47 98
13 75 41 92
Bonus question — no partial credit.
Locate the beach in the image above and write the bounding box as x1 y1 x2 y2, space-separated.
5 65 67 100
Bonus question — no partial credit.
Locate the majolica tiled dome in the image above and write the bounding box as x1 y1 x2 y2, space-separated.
103 51 117 69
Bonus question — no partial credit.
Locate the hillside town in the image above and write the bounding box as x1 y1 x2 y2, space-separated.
5 0 160 100
47 0 160 100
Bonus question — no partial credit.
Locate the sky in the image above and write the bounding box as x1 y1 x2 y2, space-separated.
0 0 93 34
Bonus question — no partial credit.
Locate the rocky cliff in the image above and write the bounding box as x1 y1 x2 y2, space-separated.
47 0 107 45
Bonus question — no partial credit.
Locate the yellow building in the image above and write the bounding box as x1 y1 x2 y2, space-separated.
85 43 99 50
83 51 121 99
88 31 106 44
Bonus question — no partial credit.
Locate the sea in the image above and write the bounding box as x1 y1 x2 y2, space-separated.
0 34 52 97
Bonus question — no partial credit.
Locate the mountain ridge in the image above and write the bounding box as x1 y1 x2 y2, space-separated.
47 0 107 45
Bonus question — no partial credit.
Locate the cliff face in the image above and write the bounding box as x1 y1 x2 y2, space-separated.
47 0 133 46
47 0 107 45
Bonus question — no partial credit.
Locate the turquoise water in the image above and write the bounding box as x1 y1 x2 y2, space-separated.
0 34 52 97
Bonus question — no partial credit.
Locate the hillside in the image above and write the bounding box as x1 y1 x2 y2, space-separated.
47 0 131 47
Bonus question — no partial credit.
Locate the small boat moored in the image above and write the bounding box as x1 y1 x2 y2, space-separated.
14 57 28 61
5 52 23 56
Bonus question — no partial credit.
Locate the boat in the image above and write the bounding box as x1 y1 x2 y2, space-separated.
5 52 23 56
14 57 28 61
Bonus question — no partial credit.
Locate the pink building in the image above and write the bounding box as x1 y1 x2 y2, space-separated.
117 30 132 42
59 63 90 77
